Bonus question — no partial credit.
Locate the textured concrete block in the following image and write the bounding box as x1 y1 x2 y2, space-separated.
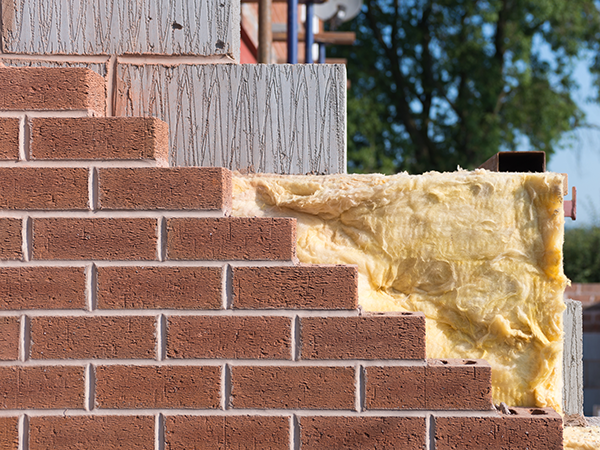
2 0 239 59
563 298 583 415
116 63 346 174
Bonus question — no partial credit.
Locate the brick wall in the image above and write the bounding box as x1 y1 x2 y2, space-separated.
565 283 600 332
0 67 563 449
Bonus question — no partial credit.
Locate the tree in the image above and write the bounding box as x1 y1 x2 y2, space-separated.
329 0 600 174
564 227 600 282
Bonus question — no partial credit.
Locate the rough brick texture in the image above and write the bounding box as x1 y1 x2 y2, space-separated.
167 217 296 261
98 167 232 211
31 117 167 163
0 117 20 160
0 317 20 360
426 359 492 410
0 267 85 310
365 366 426 409
167 316 291 359
0 168 88 210
300 313 426 360
165 416 289 450
96 266 222 309
0 416 18 450
232 265 358 309
30 316 156 359
230 366 355 409
95 366 221 409
0 68 105 114
0 218 22 260
32 218 157 260
29 416 154 450
300 416 426 450
435 408 563 450
0 366 84 409
366 359 493 410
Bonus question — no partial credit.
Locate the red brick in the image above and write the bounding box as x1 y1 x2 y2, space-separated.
95 366 221 409
232 265 357 309
98 167 231 212
96 266 222 309
167 217 296 261
167 316 291 359
300 417 426 449
365 366 425 409
31 117 167 163
0 118 19 160
300 313 426 360
0 416 18 450
434 408 563 450
0 218 21 260
580 283 600 294
0 366 84 409
30 316 156 359
0 168 88 210
29 416 154 450
230 366 355 409
0 317 20 360
165 416 289 450
0 267 85 310
426 359 492 410
32 218 157 260
0 68 105 113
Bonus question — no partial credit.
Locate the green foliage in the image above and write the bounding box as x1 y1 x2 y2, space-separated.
563 227 600 283
329 0 600 174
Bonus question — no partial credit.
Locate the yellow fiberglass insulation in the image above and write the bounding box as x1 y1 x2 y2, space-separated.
232 170 568 412
564 427 600 450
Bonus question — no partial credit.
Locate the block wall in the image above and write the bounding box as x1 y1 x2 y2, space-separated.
0 67 564 449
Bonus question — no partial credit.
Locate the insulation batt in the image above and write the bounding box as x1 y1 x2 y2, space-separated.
232 170 568 412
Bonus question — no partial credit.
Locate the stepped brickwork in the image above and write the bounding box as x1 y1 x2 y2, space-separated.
0 67 563 449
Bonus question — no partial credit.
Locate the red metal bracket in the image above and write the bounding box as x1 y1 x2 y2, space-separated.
564 186 576 220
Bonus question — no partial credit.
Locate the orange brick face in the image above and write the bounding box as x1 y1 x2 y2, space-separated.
165 416 290 450
0 68 106 113
0 366 84 409
0 168 88 210
0 317 20 361
232 265 358 309
230 366 355 409
98 167 232 211
300 314 426 360
167 316 291 359
300 417 427 450
96 266 222 309
0 267 85 310
29 416 155 450
95 366 221 409
0 118 20 160
0 416 18 450
167 217 296 261
32 218 157 260
0 218 22 260
30 316 157 359
30 117 167 162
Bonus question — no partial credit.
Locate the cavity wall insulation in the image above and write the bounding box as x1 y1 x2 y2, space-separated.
233 170 567 412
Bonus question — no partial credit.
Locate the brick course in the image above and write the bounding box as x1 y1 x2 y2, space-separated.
0 168 88 210
96 266 222 309
29 416 155 450
232 265 358 309
30 316 156 359
31 117 167 162
167 217 296 261
165 416 289 450
32 218 157 260
167 316 291 359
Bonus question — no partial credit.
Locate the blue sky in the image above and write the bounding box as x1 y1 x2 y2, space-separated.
547 59 600 228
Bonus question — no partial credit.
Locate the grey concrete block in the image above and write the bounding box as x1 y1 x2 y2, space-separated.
2 0 239 59
115 63 347 174
564 299 584 415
